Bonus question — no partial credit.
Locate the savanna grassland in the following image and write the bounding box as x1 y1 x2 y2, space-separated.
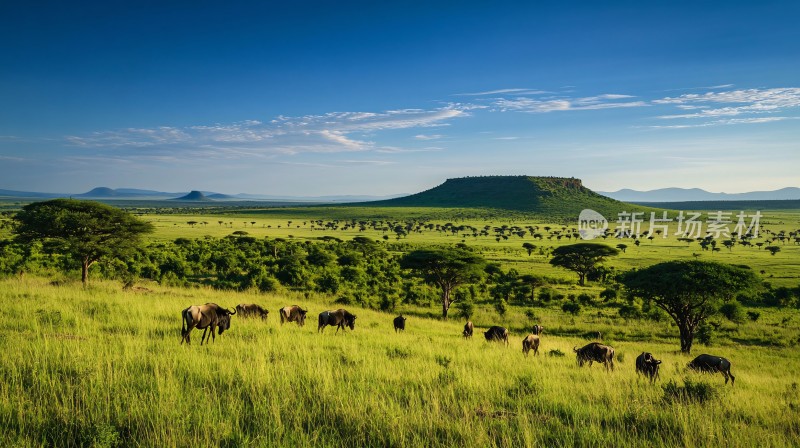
1 278 799 448
1 201 799 447
142 206 800 287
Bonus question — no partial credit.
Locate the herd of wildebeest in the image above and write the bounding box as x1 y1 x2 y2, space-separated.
179 302 736 386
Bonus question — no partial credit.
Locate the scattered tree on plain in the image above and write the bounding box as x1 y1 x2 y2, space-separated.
400 247 485 319
621 260 759 353
13 199 154 285
549 243 620 286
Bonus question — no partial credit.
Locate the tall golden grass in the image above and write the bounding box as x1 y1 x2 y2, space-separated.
1 277 799 447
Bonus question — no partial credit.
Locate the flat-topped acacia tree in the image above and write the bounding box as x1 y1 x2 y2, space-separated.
13 199 154 285
400 247 486 319
622 260 759 353
549 243 620 286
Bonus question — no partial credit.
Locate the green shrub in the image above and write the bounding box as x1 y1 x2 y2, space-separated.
561 301 581 315
455 299 475 320
719 301 745 324
697 322 714 345
618 304 643 320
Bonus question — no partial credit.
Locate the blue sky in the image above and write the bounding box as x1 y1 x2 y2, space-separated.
1 1 799 196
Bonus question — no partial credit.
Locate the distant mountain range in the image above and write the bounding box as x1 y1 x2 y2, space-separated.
0 187 403 203
597 187 800 202
1 184 797 204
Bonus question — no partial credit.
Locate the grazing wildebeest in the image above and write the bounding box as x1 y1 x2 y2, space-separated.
181 303 236 345
532 324 544 336
484 326 509 345
393 315 406 332
463 321 474 338
522 334 540 356
279 305 307 326
687 354 735 385
635 352 662 382
574 342 615 371
318 309 357 333
236 303 269 320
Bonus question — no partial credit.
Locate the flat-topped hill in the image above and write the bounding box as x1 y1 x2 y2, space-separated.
364 175 641 218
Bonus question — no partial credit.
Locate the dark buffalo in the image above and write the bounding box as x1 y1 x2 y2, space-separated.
635 352 662 382
318 309 357 333
463 321 474 338
532 324 544 336
688 354 735 385
574 342 615 371
484 326 509 345
279 305 307 326
522 334 540 356
393 315 406 332
181 303 236 345
236 303 269 320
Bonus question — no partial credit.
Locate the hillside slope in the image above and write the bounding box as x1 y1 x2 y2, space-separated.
364 176 643 218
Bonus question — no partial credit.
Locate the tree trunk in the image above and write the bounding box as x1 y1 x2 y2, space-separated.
81 258 90 286
441 287 452 319
578 273 585 286
678 322 695 354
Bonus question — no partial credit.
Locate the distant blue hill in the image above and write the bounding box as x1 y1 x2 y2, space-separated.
171 190 213 201
0 189 64 199
598 187 800 202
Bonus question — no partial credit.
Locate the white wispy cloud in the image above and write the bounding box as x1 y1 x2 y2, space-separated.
65 105 471 157
647 116 795 129
653 87 800 119
493 94 646 113
0 155 28 162
455 88 550 96
414 134 443 140
340 159 396 165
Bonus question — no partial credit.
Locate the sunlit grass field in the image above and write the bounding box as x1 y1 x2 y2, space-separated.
2 278 799 447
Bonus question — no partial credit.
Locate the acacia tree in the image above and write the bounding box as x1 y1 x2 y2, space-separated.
13 199 154 285
549 243 619 286
621 260 759 353
400 247 485 319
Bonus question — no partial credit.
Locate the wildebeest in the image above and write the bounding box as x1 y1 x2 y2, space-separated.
279 305 307 326
484 326 509 345
635 352 662 382
687 354 735 385
463 321 474 338
532 324 544 336
318 309 357 333
574 342 615 371
522 334 540 356
393 315 406 332
235 303 269 320
181 303 236 345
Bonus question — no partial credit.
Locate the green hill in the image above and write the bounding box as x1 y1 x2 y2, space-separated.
364 175 648 219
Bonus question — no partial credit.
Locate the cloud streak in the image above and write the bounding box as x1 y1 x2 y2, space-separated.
493 93 646 113
653 87 800 120
65 105 473 157
455 88 550 96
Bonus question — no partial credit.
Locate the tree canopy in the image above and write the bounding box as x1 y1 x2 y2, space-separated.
621 260 759 353
13 199 154 285
549 243 619 286
399 247 485 319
